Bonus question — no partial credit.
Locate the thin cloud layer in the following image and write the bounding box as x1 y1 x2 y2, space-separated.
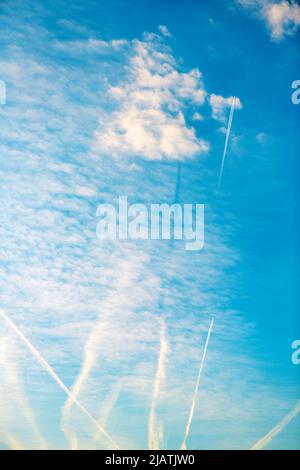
0 0 298 450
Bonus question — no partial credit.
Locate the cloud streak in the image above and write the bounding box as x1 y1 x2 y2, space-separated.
90 379 123 449
181 318 214 450
0 309 120 450
0 1 296 449
217 96 236 194
0 335 47 450
251 399 300 449
148 319 169 450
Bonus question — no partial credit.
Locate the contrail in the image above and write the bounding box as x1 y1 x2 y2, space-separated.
61 320 108 449
1 336 47 450
2 433 25 450
250 399 300 450
62 253 149 449
148 319 169 450
89 379 123 449
181 317 214 450
216 97 236 194
0 309 120 450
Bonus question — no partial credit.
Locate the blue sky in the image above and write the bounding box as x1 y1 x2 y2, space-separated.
0 0 299 450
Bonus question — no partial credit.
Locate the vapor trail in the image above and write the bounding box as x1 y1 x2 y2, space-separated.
3 433 25 450
250 399 300 450
1 336 47 450
148 319 169 450
216 97 236 194
181 317 214 450
62 253 149 449
89 379 123 449
0 309 120 450
61 321 106 449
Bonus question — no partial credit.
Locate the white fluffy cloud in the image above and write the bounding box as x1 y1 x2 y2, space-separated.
209 94 242 122
264 1 300 39
93 32 243 161
237 0 300 40
94 34 211 161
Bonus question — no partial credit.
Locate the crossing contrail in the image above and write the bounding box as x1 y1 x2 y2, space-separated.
181 317 214 450
62 253 147 449
61 320 106 449
0 309 120 450
217 97 236 194
148 319 169 450
89 379 123 449
250 399 300 450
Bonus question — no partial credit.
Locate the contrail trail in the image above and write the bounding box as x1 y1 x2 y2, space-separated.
216 97 236 194
250 399 300 450
1 336 47 450
181 317 214 450
0 309 120 450
148 319 169 450
89 379 123 449
62 253 149 449
2 433 25 450
61 320 106 449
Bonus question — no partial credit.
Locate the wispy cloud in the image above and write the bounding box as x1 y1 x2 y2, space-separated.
0 0 297 450
158 25 172 37
0 309 120 450
90 379 124 449
0 335 46 450
148 319 169 450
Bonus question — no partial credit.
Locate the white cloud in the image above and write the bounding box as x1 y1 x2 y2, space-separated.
264 1 300 39
0 336 47 449
92 34 243 161
158 25 172 37
192 112 204 121
53 37 129 55
209 94 242 122
95 108 208 161
93 36 210 161
256 131 268 143
0 4 292 449
237 0 300 40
